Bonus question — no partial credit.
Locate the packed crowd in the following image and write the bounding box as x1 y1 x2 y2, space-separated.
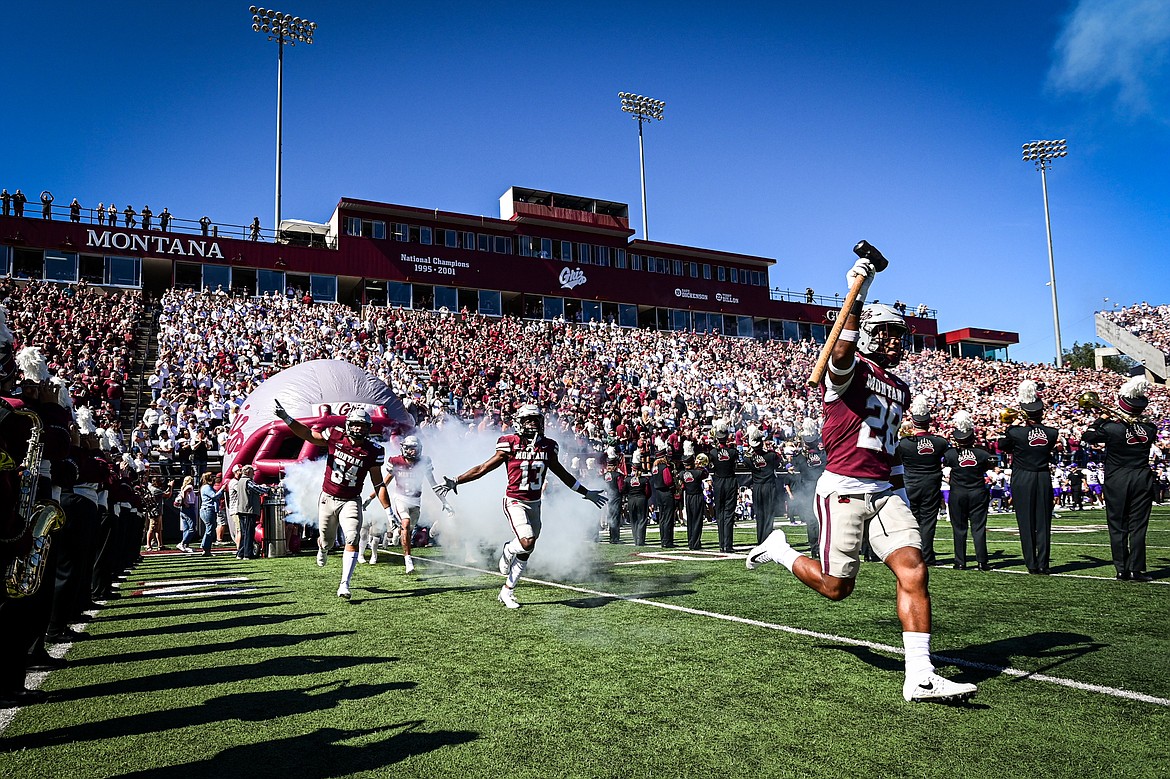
1100 302 1170 357
0 279 143 435
139 289 1170 479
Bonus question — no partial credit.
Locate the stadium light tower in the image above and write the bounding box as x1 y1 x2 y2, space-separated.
618 92 665 240
1022 139 1068 368
250 6 317 242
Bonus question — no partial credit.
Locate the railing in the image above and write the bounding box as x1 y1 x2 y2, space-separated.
0 197 336 248
769 287 936 319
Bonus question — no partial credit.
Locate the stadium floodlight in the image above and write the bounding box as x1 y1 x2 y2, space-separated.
1022 138 1068 368
250 6 318 241
618 91 666 240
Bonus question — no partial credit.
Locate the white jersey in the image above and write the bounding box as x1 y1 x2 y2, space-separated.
387 454 434 508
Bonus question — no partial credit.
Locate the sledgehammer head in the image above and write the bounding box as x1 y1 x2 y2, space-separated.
853 240 889 272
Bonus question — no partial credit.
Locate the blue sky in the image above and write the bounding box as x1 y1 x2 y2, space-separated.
5 1 1169 364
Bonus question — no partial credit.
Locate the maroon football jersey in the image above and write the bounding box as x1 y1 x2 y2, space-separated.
820 356 909 480
496 433 559 501
322 427 384 500
387 454 433 503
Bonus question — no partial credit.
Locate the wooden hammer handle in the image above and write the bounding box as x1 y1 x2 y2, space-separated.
806 273 867 388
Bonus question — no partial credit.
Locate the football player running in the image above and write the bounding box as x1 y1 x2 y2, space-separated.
746 257 977 704
434 404 607 609
274 402 392 601
383 435 449 573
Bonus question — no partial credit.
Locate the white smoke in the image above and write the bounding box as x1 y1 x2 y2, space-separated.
275 416 604 579
406 416 604 580
1048 0 1170 116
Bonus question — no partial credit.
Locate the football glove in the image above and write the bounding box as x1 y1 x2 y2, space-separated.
583 489 608 509
433 476 458 499
273 399 294 425
846 257 875 301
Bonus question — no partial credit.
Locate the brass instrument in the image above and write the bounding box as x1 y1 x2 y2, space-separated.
999 407 1024 425
4 409 67 598
1077 390 1139 425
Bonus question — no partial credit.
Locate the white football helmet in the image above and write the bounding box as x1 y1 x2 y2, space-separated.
401 435 421 461
857 304 908 366
346 408 372 437
515 404 544 440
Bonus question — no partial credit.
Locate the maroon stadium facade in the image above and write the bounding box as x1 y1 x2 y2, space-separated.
0 185 1015 354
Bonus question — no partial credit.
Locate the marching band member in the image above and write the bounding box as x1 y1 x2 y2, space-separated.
998 380 1060 574
943 411 995 571
1080 377 1158 581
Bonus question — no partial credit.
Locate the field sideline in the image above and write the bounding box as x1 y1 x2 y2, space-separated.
1 507 1167 778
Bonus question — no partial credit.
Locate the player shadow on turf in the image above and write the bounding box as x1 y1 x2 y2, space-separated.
933 630 1107 684
2 680 420 752
113 723 479 778
64 630 358 668
359 583 499 600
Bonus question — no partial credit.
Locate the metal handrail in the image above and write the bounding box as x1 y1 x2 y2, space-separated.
2 198 336 248
768 286 936 319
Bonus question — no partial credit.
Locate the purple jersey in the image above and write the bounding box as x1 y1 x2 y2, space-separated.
322 427 384 500
496 433 559 501
821 356 909 480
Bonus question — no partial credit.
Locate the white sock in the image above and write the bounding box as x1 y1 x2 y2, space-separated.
358 536 368 559
341 549 358 586
776 546 802 571
506 558 528 589
403 554 414 570
504 539 525 557
903 631 934 679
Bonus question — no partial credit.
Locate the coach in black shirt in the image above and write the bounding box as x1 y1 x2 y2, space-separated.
896 397 949 564
1080 378 1158 581
944 412 994 570
998 381 1060 574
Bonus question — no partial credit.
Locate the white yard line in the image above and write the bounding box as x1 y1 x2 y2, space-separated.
419 554 1170 707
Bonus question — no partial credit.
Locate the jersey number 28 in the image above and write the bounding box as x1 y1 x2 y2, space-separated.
858 395 901 456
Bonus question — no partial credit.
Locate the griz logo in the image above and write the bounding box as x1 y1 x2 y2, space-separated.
717 449 731 461
1126 426 1150 445
958 450 978 467
807 452 823 467
1027 428 1050 447
916 438 936 455
683 472 697 484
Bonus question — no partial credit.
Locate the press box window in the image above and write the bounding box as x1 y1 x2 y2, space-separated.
702 264 711 280
717 266 726 282
344 217 385 239
443 229 458 248
615 249 627 269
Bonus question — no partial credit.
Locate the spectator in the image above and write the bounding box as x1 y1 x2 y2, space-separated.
40 190 53 219
69 198 81 223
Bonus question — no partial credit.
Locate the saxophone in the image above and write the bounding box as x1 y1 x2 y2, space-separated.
3 409 67 598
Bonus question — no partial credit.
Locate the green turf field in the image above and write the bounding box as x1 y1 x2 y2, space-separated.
3 507 1167 779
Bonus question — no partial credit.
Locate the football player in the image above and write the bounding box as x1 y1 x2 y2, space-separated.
435 404 606 608
746 256 977 704
382 435 448 573
274 402 392 600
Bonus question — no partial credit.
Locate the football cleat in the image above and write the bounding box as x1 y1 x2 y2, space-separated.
498 588 521 609
317 549 328 567
337 583 351 600
746 528 791 570
369 549 378 565
902 673 977 703
498 543 516 576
